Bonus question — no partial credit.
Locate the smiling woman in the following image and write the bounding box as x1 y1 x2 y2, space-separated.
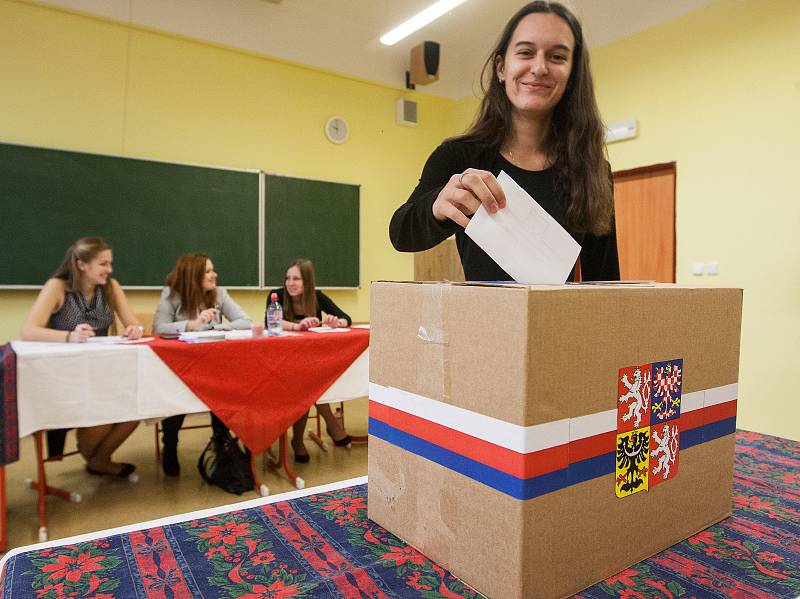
20 237 143 478
390 1 619 283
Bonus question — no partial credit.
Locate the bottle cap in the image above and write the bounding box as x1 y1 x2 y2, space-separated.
271 292 278 301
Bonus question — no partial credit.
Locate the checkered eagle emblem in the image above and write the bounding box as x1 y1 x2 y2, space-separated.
616 359 682 498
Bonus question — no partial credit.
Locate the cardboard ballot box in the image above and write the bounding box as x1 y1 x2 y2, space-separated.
368 282 742 599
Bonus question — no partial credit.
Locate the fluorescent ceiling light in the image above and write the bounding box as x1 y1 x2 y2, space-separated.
380 0 469 46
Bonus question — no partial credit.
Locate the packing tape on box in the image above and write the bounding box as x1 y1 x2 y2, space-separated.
416 283 453 403
417 283 446 344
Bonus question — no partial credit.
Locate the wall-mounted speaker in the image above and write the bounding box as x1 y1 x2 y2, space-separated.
408 41 440 88
396 98 418 127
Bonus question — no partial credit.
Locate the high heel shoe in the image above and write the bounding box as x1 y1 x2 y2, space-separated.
328 430 352 448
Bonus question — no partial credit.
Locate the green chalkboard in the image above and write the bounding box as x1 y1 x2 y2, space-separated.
0 142 260 287
264 175 359 288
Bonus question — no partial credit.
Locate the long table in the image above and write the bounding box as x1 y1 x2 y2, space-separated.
1 329 370 549
0 431 797 598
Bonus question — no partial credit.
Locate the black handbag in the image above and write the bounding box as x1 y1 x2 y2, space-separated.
197 431 254 495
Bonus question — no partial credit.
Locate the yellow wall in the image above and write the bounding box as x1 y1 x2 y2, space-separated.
0 0 454 337
590 0 800 440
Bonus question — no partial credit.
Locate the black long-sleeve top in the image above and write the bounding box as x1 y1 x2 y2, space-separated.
389 138 620 282
266 288 352 326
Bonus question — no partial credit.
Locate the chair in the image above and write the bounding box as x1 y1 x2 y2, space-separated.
24 431 82 542
153 415 213 461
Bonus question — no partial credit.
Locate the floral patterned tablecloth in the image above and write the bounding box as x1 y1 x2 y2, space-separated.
1 431 798 598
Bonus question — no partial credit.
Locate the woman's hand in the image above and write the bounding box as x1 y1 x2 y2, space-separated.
189 308 218 331
323 314 345 328
67 323 95 343
296 317 320 331
123 325 144 340
431 168 507 228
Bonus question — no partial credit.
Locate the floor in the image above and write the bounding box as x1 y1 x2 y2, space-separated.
2 399 369 553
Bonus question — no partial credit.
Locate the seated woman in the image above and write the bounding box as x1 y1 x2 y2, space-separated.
153 252 252 475
21 237 143 478
267 259 353 462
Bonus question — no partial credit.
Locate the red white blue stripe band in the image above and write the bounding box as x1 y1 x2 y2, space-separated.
368 382 737 501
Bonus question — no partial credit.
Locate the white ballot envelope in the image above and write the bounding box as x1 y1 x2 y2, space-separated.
464 171 581 284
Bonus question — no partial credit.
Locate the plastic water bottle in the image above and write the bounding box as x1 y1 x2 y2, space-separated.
266 292 283 337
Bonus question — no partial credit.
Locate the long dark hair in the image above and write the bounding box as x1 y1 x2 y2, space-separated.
53 236 119 320
165 253 217 318
282 259 318 322
461 1 613 235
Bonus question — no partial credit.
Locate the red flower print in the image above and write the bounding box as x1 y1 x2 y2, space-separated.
756 551 783 563
206 545 230 559
687 531 717 546
364 529 380 544
732 495 772 511
605 568 640 587
41 552 106 582
322 496 367 516
618 589 645 599
780 473 800 485
703 545 724 558
252 551 276 565
407 571 433 591
381 545 427 567
238 579 301 598
35 582 65 598
199 520 251 545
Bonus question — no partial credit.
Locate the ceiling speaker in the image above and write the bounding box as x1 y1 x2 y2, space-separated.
409 41 440 86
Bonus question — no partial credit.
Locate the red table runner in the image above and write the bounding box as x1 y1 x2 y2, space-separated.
148 329 369 454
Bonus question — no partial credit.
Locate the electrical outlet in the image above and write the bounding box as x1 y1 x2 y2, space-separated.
706 261 719 276
691 262 704 276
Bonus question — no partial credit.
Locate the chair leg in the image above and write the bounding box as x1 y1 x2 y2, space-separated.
34 431 48 539
308 405 329 451
154 422 161 461
339 402 367 443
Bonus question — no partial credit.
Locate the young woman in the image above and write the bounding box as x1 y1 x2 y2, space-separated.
267 259 352 462
390 1 619 281
153 253 252 475
21 237 143 478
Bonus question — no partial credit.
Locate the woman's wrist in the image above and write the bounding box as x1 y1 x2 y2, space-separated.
65 331 71 343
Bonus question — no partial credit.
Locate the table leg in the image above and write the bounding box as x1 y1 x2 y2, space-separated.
266 433 305 490
0 466 6 552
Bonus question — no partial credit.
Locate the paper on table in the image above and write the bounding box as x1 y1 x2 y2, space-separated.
307 327 350 333
464 171 581 284
178 331 226 343
86 336 155 344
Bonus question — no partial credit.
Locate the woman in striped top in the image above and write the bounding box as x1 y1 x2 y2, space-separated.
21 237 143 478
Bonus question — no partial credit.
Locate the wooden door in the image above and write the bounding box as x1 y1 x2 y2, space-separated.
613 162 676 282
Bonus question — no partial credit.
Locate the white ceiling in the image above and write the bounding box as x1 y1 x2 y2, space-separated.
38 0 717 99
